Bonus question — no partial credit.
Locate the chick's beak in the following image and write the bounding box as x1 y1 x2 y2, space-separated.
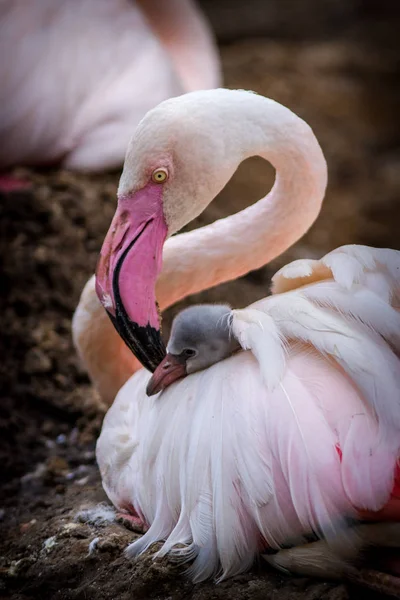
146 353 187 396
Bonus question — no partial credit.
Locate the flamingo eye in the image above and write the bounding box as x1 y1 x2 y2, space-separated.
151 168 168 184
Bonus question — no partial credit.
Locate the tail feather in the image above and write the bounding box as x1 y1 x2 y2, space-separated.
272 245 400 305
303 282 400 351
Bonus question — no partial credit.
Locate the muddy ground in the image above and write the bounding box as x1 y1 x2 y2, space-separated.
1 5 400 600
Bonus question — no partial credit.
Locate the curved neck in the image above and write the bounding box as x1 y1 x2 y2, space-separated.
73 97 328 404
157 120 327 311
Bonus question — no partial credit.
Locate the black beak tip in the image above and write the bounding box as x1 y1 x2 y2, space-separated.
140 323 167 373
107 310 166 373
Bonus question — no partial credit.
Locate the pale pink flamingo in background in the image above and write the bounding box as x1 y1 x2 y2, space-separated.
0 0 220 173
73 89 400 591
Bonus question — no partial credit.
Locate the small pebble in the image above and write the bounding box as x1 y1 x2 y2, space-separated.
43 536 57 553
88 537 100 554
63 523 80 532
20 519 37 533
75 476 89 486
7 557 35 577
61 523 89 539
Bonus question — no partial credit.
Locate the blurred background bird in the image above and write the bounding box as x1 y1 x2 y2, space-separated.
0 0 220 172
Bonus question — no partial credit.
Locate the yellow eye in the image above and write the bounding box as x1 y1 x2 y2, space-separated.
151 168 168 184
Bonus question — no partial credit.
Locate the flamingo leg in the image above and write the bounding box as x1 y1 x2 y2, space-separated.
263 523 400 596
116 512 148 534
0 175 30 193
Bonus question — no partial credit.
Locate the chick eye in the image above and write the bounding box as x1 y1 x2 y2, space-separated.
182 348 196 358
151 168 168 184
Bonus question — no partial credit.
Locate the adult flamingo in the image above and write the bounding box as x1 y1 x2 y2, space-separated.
73 89 400 589
0 0 220 172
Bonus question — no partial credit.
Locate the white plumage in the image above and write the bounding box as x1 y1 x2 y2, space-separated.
71 90 400 585
96 244 400 581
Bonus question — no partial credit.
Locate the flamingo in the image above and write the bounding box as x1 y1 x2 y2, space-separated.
72 89 400 589
0 0 220 172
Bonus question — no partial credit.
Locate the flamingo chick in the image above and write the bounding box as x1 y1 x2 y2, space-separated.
146 304 239 396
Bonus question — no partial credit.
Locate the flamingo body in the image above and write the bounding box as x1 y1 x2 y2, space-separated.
0 0 220 171
72 90 400 584
96 244 400 581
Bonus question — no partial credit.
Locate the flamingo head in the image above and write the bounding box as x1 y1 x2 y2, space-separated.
95 90 244 372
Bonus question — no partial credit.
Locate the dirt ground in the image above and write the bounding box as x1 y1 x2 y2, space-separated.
1 6 400 600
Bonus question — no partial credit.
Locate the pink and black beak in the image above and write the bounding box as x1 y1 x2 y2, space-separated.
95 182 168 373
146 353 187 396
